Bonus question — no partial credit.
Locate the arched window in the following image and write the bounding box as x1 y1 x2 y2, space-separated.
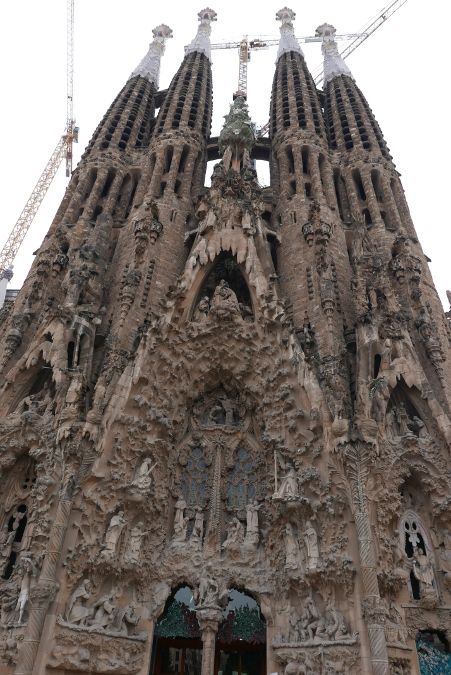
2 504 28 579
400 510 435 600
227 448 256 510
181 447 208 508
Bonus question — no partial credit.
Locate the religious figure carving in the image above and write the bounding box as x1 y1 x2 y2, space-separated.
412 547 434 589
285 596 353 645
385 602 408 645
244 500 260 547
303 521 319 570
193 296 210 322
101 511 127 559
274 464 299 500
285 523 299 570
172 497 188 544
65 579 93 626
194 566 229 609
112 602 142 637
190 507 204 550
222 517 245 550
89 588 118 630
130 458 156 493
15 555 37 624
209 280 241 319
124 522 149 564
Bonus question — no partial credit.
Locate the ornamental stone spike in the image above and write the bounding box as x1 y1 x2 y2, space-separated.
276 7 304 60
186 8 217 61
316 23 354 85
129 24 173 86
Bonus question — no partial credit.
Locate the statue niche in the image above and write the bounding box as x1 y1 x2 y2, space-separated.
192 389 242 430
385 381 431 442
400 510 437 602
191 252 253 322
1 457 35 579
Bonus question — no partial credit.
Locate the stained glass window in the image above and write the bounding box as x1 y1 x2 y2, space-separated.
155 587 201 639
182 447 208 508
227 449 256 510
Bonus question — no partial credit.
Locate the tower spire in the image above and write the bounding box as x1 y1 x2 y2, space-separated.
129 24 173 87
276 7 303 59
316 23 353 85
186 8 217 60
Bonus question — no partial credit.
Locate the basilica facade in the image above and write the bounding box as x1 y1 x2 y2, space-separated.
0 7 450 675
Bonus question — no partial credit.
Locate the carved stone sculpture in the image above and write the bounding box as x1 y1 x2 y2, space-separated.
190 507 204 550
124 522 149 564
274 465 299 500
65 579 93 626
101 511 127 559
244 500 260 547
172 497 188 544
222 517 245 549
303 520 319 570
130 458 156 493
285 523 299 570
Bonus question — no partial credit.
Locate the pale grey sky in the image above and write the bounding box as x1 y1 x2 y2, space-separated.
0 1 449 308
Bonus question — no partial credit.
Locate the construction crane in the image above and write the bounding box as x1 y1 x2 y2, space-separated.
209 0 408 135
0 0 78 286
210 32 361 100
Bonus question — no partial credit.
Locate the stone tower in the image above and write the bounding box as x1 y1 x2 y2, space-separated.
0 8 450 675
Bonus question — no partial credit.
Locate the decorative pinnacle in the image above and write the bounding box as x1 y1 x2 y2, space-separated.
276 7 304 60
186 8 217 61
129 24 173 86
316 23 354 85
219 95 256 157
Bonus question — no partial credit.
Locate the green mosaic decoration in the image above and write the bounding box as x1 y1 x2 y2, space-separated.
417 638 451 674
155 597 200 639
218 605 265 644
218 96 256 156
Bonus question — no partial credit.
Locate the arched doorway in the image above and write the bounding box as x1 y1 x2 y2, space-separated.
216 589 266 675
151 587 266 674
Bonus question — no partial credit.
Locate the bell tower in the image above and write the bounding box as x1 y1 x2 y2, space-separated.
0 7 450 675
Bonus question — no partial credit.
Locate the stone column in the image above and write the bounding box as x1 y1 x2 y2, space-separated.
197 609 222 675
342 441 390 675
14 497 73 675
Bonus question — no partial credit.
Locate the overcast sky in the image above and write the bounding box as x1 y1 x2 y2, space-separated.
0 1 449 309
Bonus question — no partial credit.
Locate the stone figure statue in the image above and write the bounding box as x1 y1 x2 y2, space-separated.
209 280 241 318
190 507 204 550
131 458 156 492
222 517 245 549
193 296 210 322
412 548 434 588
195 569 220 608
89 588 118 630
172 497 188 544
303 521 319 570
285 523 299 570
15 556 36 625
275 465 299 500
101 511 127 558
113 601 141 637
244 500 260 546
195 566 230 610
124 522 149 564
386 602 408 645
66 579 93 625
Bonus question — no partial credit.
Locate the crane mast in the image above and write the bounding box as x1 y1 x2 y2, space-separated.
0 0 76 290
312 0 408 85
